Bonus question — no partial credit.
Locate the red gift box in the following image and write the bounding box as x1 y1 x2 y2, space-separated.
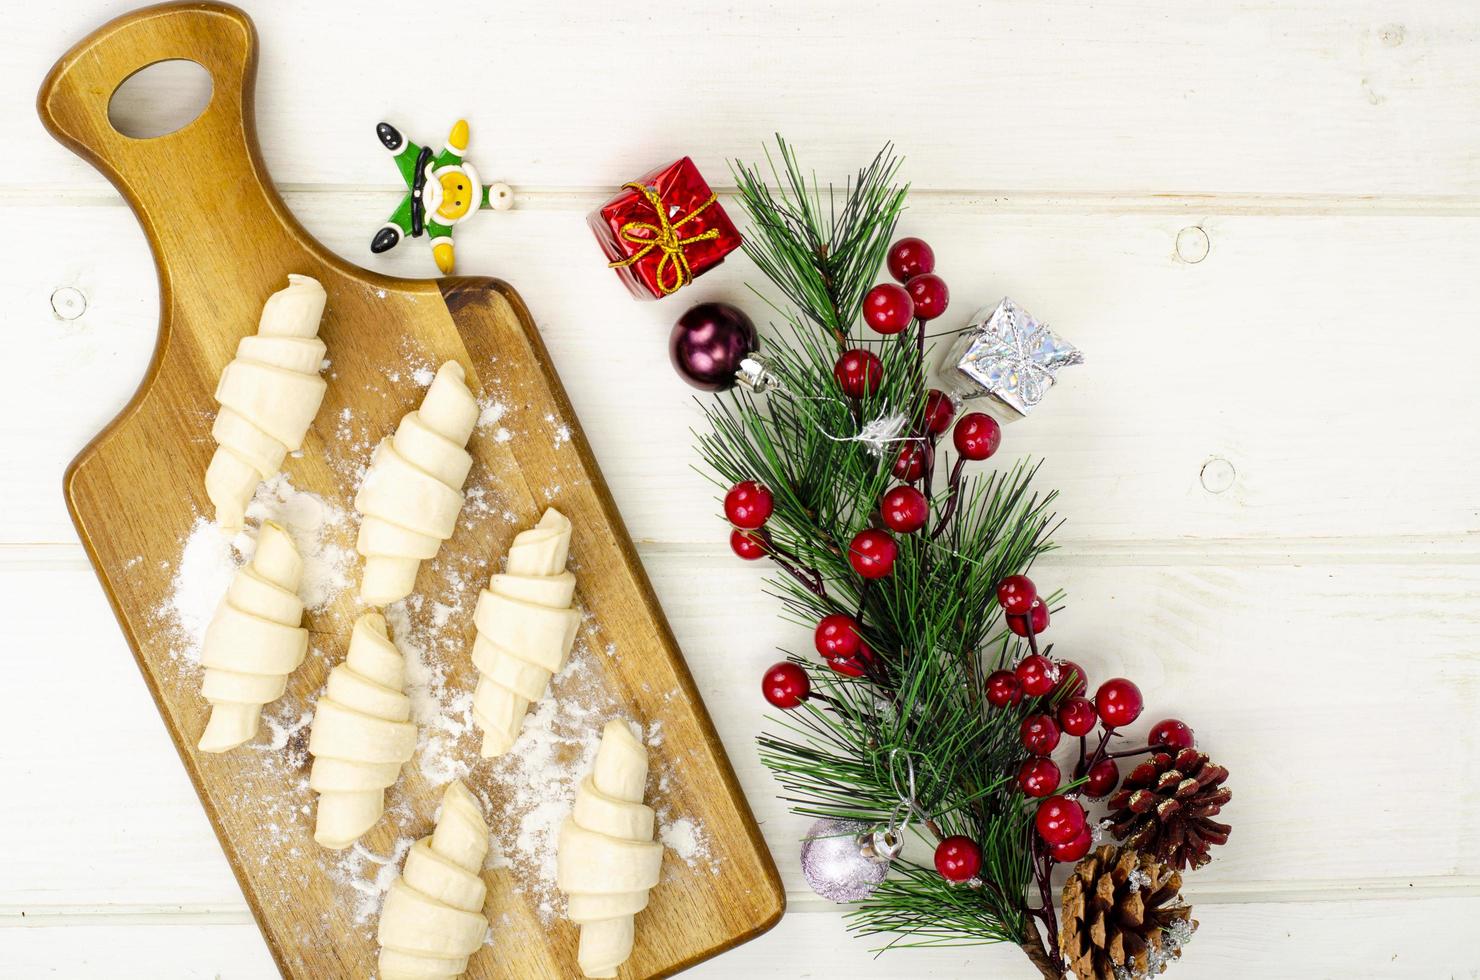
588 157 742 300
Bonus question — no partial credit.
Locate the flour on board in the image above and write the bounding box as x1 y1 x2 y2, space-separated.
140 351 711 952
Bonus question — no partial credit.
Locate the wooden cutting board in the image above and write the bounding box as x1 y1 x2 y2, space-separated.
37 3 783 977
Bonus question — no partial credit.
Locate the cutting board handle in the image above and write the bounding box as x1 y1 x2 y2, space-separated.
39 2 255 194
38 1 333 291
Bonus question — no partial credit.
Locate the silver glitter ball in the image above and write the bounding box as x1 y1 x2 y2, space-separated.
799 818 888 903
940 297 1083 416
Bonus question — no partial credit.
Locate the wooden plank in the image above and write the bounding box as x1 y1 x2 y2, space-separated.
9 197 1480 551
6 896 1480 979
11 1 1480 198
4 554 1478 911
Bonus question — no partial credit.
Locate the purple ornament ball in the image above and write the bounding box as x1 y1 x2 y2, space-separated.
670 302 759 391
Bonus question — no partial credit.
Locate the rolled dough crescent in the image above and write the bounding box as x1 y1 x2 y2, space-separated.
557 720 665 978
355 361 479 606
196 522 307 753
469 509 580 757
307 612 417 849
205 275 328 531
376 780 490 980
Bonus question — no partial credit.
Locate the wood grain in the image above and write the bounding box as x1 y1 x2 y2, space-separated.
11 0 1480 199
34 3 781 977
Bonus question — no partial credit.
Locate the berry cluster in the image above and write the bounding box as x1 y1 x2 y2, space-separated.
936 574 1199 880
738 237 1011 597
744 235 1202 888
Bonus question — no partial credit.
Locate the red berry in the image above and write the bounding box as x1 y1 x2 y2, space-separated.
1015 654 1057 696
1019 713 1061 755
814 613 863 660
1050 826 1093 863
985 670 1023 707
881 485 929 534
848 529 898 579
892 440 933 482
953 412 1001 461
1006 599 1050 637
1084 757 1119 798
1057 697 1098 737
862 283 915 335
730 528 766 560
762 662 809 709
933 835 982 882
922 389 956 435
1056 660 1088 698
887 237 936 282
997 575 1038 616
1149 718 1195 750
834 349 883 398
1017 757 1061 798
723 481 774 530
1095 678 1144 729
1034 795 1086 846
904 273 949 321
828 642 875 678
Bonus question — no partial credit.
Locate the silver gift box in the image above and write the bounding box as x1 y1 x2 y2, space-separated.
938 297 1083 416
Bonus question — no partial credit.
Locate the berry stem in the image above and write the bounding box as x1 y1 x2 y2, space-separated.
805 690 849 713
1105 744 1161 760
1082 729 1117 773
929 457 968 539
1023 620 1042 659
760 529 829 601
915 314 927 397
1029 839 1063 972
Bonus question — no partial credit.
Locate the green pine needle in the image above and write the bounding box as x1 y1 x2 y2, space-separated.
699 138 1061 954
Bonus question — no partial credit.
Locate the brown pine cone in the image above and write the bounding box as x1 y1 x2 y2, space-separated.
1060 845 1196 980
1105 747 1231 871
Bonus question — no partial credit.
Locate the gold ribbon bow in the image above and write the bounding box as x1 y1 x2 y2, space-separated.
607 181 720 295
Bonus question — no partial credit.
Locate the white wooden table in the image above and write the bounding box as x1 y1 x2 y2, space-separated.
5 1 1480 976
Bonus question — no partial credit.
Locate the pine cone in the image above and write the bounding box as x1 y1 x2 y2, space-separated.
1105 747 1231 871
1059 845 1196 980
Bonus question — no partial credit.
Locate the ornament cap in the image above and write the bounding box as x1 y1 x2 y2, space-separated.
735 353 780 394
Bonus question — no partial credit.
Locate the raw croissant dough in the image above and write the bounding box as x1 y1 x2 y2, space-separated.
206 274 328 531
470 508 581 757
307 612 417 849
557 720 664 978
355 361 479 606
197 521 308 753
377 780 489 980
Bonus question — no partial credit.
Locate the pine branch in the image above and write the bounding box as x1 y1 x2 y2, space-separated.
700 138 1064 968
730 137 907 348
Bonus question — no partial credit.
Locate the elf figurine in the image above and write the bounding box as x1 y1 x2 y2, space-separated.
370 119 514 274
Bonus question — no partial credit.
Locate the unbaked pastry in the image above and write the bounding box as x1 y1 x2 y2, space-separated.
469 508 580 757
197 521 308 753
355 361 479 605
307 612 417 849
377 780 489 980
557 720 664 978
206 274 328 531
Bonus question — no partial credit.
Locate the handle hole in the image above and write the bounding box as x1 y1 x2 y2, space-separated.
107 60 213 139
